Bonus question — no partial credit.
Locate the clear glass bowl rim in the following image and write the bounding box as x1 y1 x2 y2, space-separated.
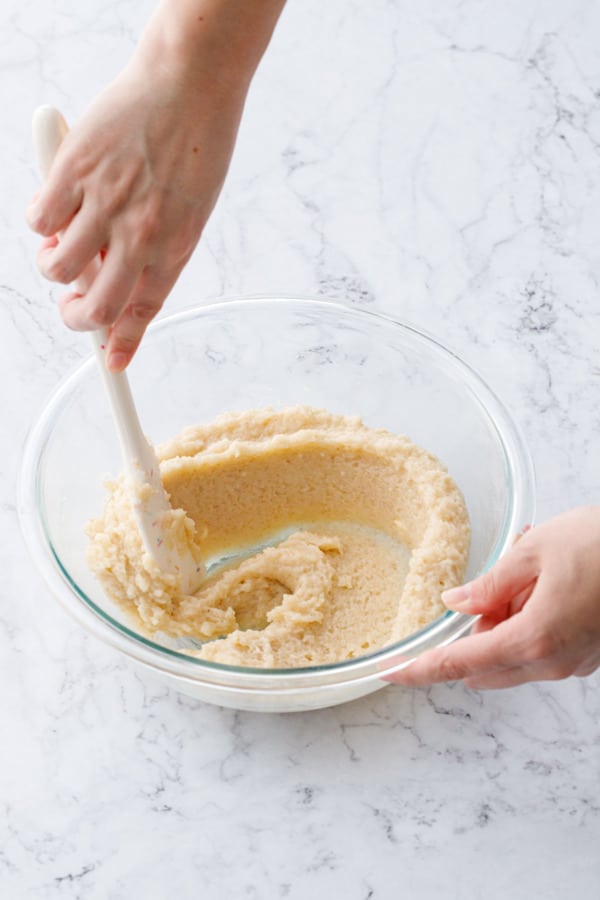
18 296 536 694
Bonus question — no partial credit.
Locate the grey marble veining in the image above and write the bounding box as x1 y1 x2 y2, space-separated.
1 0 599 897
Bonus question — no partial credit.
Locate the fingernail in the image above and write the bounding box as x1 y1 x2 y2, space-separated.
106 351 128 372
441 583 472 610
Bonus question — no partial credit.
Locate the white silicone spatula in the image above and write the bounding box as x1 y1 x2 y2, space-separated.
33 105 203 593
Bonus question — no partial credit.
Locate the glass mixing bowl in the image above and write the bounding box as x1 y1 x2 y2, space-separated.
19 298 535 712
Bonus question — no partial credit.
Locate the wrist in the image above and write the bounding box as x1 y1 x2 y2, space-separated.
135 0 285 97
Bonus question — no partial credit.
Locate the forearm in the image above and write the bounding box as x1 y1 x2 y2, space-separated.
135 0 286 95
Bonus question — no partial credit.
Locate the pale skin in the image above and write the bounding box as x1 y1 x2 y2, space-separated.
388 507 600 689
26 2 600 688
26 0 286 371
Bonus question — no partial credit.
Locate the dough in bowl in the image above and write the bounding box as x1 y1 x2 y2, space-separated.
87 406 470 668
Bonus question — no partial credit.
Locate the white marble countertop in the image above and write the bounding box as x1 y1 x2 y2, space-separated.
2 0 600 896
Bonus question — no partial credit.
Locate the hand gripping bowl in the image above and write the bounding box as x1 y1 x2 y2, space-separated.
19 298 535 713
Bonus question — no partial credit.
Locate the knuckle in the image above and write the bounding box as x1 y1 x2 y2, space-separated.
37 218 57 238
88 305 117 328
164 230 197 268
163 244 191 271
477 570 497 603
60 301 85 332
125 204 163 255
98 190 122 219
97 169 135 218
28 210 48 234
42 255 72 284
138 210 162 244
514 545 539 573
436 651 467 683
508 542 540 584
28 199 56 235
112 333 138 352
61 314 80 333
129 300 159 322
471 569 498 609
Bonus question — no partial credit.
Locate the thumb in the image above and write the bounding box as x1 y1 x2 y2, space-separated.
442 541 539 615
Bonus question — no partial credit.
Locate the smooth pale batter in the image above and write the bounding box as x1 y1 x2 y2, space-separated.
86 406 470 668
